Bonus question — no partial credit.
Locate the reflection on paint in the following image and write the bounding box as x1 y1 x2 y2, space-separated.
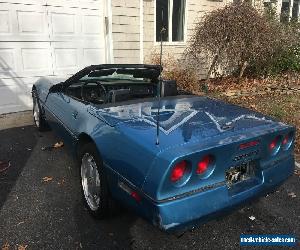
88 97 277 142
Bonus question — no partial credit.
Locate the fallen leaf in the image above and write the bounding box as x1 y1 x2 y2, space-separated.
249 216 256 221
288 192 297 198
42 141 64 151
53 141 64 148
17 245 28 250
42 176 53 182
1 242 10 250
57 178 65 186
0 161 11 173
225 90 237 97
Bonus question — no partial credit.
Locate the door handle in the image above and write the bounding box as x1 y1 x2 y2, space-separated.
72 111 78 119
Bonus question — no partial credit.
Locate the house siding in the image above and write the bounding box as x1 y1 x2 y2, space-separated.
141 0 231 77
111 0 234 68
111 0 141 63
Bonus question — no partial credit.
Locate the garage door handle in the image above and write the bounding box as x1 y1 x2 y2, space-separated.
72 111 78 119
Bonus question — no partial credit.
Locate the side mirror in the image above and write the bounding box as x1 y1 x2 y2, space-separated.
49 83 63 93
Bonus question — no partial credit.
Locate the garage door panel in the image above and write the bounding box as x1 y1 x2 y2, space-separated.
47 6 81 40
0 10 10 33
0 42 53 78
1 0 46 5
83 14 102 35
0 0 106 114
53 46 80 75
46 0 103 10
22 48 51 71
0 79 32 114
51 40 105 75
0 4 14 38
51 12 76 35
0 3 49 41
0 49 16 73
83 48 105 65
82 9 105 38
20 43 53 77
0 46 20 79
0 77 35 112
0 85 22 113
17 9 46 34
47 6 105 42
54 48 78 69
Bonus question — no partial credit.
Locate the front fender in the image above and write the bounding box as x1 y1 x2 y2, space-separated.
33 77 66 103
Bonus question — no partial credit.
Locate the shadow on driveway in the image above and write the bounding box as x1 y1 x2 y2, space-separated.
0 125 37 210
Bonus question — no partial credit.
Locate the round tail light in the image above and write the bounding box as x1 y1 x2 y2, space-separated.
197 155 213 174
170 161 187 182
269 136 281 155
283 135 288 145
282 132 293 150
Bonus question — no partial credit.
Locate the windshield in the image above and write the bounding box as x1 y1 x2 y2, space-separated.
79 67 159 83
81 72 150 83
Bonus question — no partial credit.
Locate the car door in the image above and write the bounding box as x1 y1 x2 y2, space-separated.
45 83 86 145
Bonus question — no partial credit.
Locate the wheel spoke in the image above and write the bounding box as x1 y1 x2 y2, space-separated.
33 97 40 127
80 153 101 211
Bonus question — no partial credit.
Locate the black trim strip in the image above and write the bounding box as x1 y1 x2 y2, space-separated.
64 64 162 87
103 162 225 204
43 104 78 140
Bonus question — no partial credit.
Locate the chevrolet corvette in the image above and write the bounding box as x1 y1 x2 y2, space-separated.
32 64 295 231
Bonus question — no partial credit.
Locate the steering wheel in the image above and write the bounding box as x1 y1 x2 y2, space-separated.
81 81 107 104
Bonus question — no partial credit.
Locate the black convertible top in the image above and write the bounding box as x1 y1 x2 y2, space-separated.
64 64 162 87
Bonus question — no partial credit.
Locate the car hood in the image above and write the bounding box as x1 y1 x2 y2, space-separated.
88 96 279 150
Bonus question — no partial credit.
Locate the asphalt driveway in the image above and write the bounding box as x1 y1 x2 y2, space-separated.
0 112 299 249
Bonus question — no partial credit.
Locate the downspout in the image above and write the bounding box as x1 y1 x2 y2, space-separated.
105 0 114 63
139 0 144 63
289 0 294 21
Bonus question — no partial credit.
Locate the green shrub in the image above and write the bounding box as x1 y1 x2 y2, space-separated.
185 2 300 78
247 43 300 76
268 46 300 75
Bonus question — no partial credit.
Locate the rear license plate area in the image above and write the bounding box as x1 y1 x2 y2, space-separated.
226 161 256 188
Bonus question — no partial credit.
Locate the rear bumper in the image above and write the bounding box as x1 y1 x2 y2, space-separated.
143 156 294 232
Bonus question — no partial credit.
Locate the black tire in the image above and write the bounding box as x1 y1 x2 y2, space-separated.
78 142 115 218
32 90 47 131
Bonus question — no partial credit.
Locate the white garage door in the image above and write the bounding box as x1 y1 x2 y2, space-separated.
0 0 106 114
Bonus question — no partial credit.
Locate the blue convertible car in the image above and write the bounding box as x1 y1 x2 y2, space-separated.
32 64 295 231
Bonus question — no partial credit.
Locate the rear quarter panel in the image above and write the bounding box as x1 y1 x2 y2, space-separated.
90 120 159 188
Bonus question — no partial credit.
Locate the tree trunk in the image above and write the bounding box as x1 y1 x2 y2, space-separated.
239 60 248 79
206 53 219 80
